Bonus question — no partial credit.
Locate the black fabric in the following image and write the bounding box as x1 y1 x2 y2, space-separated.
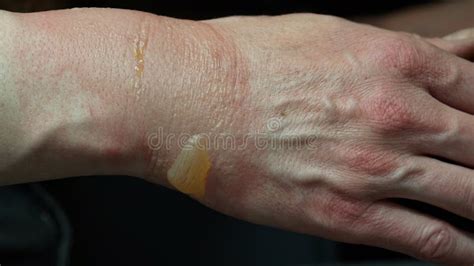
71 0 435 19
0 184 71 266
44 176 430 266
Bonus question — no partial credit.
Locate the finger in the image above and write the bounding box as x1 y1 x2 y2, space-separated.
413 94 474 168
444 28 474 41
426 28 474 60
388 156 474 221
423 48 474 115
352 201 474 264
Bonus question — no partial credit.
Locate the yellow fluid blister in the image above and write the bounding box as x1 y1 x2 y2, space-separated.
167 135 211 199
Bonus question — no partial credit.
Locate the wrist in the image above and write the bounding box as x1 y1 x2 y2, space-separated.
142 19 250 186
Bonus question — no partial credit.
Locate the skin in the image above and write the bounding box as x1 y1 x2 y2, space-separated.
1 8 474 264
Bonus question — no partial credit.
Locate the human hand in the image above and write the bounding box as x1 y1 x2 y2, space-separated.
169 15 474 264
2 8 474 264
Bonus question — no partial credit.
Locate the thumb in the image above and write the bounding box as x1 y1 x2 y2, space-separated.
426 28 474 60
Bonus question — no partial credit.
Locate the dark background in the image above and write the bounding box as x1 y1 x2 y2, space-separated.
0 0 455 265
1 0 433 18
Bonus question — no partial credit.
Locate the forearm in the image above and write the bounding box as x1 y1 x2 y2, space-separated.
0 8 244 185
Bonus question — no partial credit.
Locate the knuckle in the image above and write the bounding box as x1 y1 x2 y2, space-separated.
425 110 459 146
435 115 456 135
343 145 399 177
418 223 455 262
374 35 426 75
365 89 417 132
385 159 424 187
319 195 373 228
301 190 375 233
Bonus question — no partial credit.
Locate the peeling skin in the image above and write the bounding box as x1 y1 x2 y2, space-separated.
133 21 149 100
167 135 211 199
